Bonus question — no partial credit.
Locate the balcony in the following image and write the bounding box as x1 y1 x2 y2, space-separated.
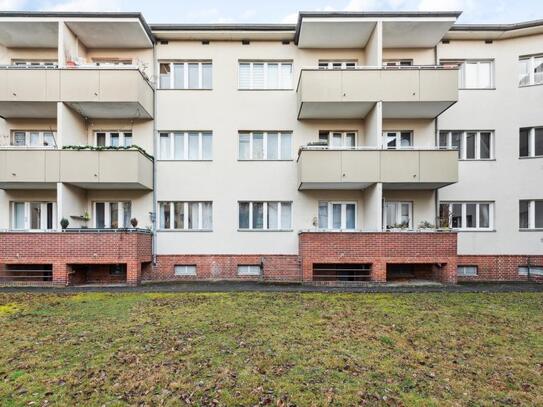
297 66 458 119
0 148 153 190
297 147 458 190
0 67 154 119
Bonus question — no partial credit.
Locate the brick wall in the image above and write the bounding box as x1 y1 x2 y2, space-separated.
147 255 301 282
299 232 458 283
0 231 152 286
457 255 543 282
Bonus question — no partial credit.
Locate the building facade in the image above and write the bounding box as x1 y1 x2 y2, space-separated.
0 11 541 285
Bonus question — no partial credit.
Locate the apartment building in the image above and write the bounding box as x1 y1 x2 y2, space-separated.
0 11 541 286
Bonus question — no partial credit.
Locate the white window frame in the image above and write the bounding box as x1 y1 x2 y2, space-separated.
382 201 413 230
174 265 197 276
519 200 543 230
238 61 293 90
238 201 292 231
158 61 212 90
318 201 357 230
12 59 57 68
11 130 57 148
458 60 495 89
238 131 292 160
318 60 358 69
10 201 56 231
382 131 413 149
518 266 543 276
440 202 494 231
457 266 478 277
318 131 357 148
519 127 543 158
92 201 131 229
237 265 262 276
439 130 494 160
382 59 414 67
519 55 543 87
158 131 213 160
94 131 133 148
158 201 213 231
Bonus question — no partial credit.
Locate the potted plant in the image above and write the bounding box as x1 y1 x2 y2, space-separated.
130 218 138 228
418 220 435 231
60 218 69 230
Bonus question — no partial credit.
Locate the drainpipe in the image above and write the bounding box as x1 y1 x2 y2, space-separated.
152 43 158 266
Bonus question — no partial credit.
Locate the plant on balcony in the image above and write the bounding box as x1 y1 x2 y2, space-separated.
61 145 153 160
130 218 138 228
388 222 410 232
60 218 69 230
418 220 436 230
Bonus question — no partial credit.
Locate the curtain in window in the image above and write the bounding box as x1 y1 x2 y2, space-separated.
318 202 328 228
173 63 184 89
188 63 199 88
188 132 199 160
281 133 292 159
239 202 250 229
202 132 213 160
14 202 25 229
202 202 213 229
202 63 212 89
239 134 250 159
252 202 264 229
267 202 278 229
239 63 250 88
281 202 292 229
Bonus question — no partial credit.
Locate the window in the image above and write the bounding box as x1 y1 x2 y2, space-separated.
159 131 212 160
457 60 494 89
159 61 212 89
519 55 543 86
12 60 57 68
159 202 212 230
518 266 543 277
237 265 262 276
238 61 292 89
383 59 413 67
439 202 494 230
174 265 197 276
383 201 412 229
318 60 357 69
383 131 413 149
238 201 292 230
318 131 356 148
95 131 133 147
519 127 543 158
10 131 56 147
238 131 292 160
457 266 478 277
93 201 131 229
519 200 543 230
11 201 56 230
318 202 356 230
439 130 494 159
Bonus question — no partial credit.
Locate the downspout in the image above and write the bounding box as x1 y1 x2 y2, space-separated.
152 43 158 267
434 44 440 226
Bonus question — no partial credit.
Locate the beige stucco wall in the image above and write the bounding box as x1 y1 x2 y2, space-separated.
0 189 57 229
382 48 436 65
0 46 58 65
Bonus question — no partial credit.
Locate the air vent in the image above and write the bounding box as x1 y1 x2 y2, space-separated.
442 39 450 44
160 40 169 45
485 39 493 44
202 40 210 45
242 39 250 45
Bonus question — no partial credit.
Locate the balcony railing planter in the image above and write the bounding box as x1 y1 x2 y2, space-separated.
61 145 154 161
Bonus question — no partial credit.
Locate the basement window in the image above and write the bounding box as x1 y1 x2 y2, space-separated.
457 266 478 277
313 264 371 282
518 266 543 276
174 265 197 276
237 265 262 276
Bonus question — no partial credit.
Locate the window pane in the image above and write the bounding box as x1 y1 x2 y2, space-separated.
439 204 450 228
110 202 118 228
439 131 448 148
478 62 492 88
239 63 250 89
29 203 41 229
267 132 278 160
123 133 133 147
319 132 329 144
480 132 491 159
519 200 529 228
267 202 278 229
318 202 328 229
400 132 412 147
465 204 476 228
345 133 356 147
14 202 25 229
202 202 213 229
239 202 250 229
160 133 170 159
267 63 279 88
188 63 199 88
519 59 530 86
519 128 530 157
174 202 184 229
202 132 212 160
46 202 54 229
123 202 131 228
96 202 105 229
173 63 184 89
188 132 199 160
534 57 543 84
253 133 264 160
400 203 410 226
202 63 212 89
281 133 292 160
386 133 397 149
332 204 342 229
43 132 55 147
479 204 490 228
535 201 543 228
346 204 356 229
96 132 106 147
452 204 462 228
253 63 265 89
535 128 543 156
281 202 292 229
159 63 171 89
464 62 478 88
466 132 476 159
331 133 342 148
451 131 462 158
385 203 396 229
160 202 170 229
188 202 199 229
13 131 26 146
281 63 292 89
239 134 250 160
252 202 264 229
110 133 119 147
173 132 184 160
29 132 40 146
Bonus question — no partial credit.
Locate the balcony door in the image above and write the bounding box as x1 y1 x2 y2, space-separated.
383 131 413 149
383 201 413 230
11 201 56 230
93 201 131 229
319 131 356 148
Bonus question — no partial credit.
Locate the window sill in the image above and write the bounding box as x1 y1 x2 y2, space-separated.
519 155 543 160
237 88 293 91
519 228 543 232
157 88 213 91
157 229 213 232
237 159 294 162
454 229 496 233
459 87 496 90
519 83 543 88
459 159 496 162
157 159 213 162
238 229 293 232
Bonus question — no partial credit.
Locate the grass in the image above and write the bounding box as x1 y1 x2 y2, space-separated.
0 292 542 406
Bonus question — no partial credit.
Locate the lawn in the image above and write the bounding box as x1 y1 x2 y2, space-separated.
0 292 542 406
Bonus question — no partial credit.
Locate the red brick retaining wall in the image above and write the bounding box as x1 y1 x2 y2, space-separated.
457 255 543 282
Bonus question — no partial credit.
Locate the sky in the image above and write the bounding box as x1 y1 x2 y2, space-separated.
1 0 543 25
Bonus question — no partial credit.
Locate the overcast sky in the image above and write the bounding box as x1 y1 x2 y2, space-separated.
1 0 542 25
